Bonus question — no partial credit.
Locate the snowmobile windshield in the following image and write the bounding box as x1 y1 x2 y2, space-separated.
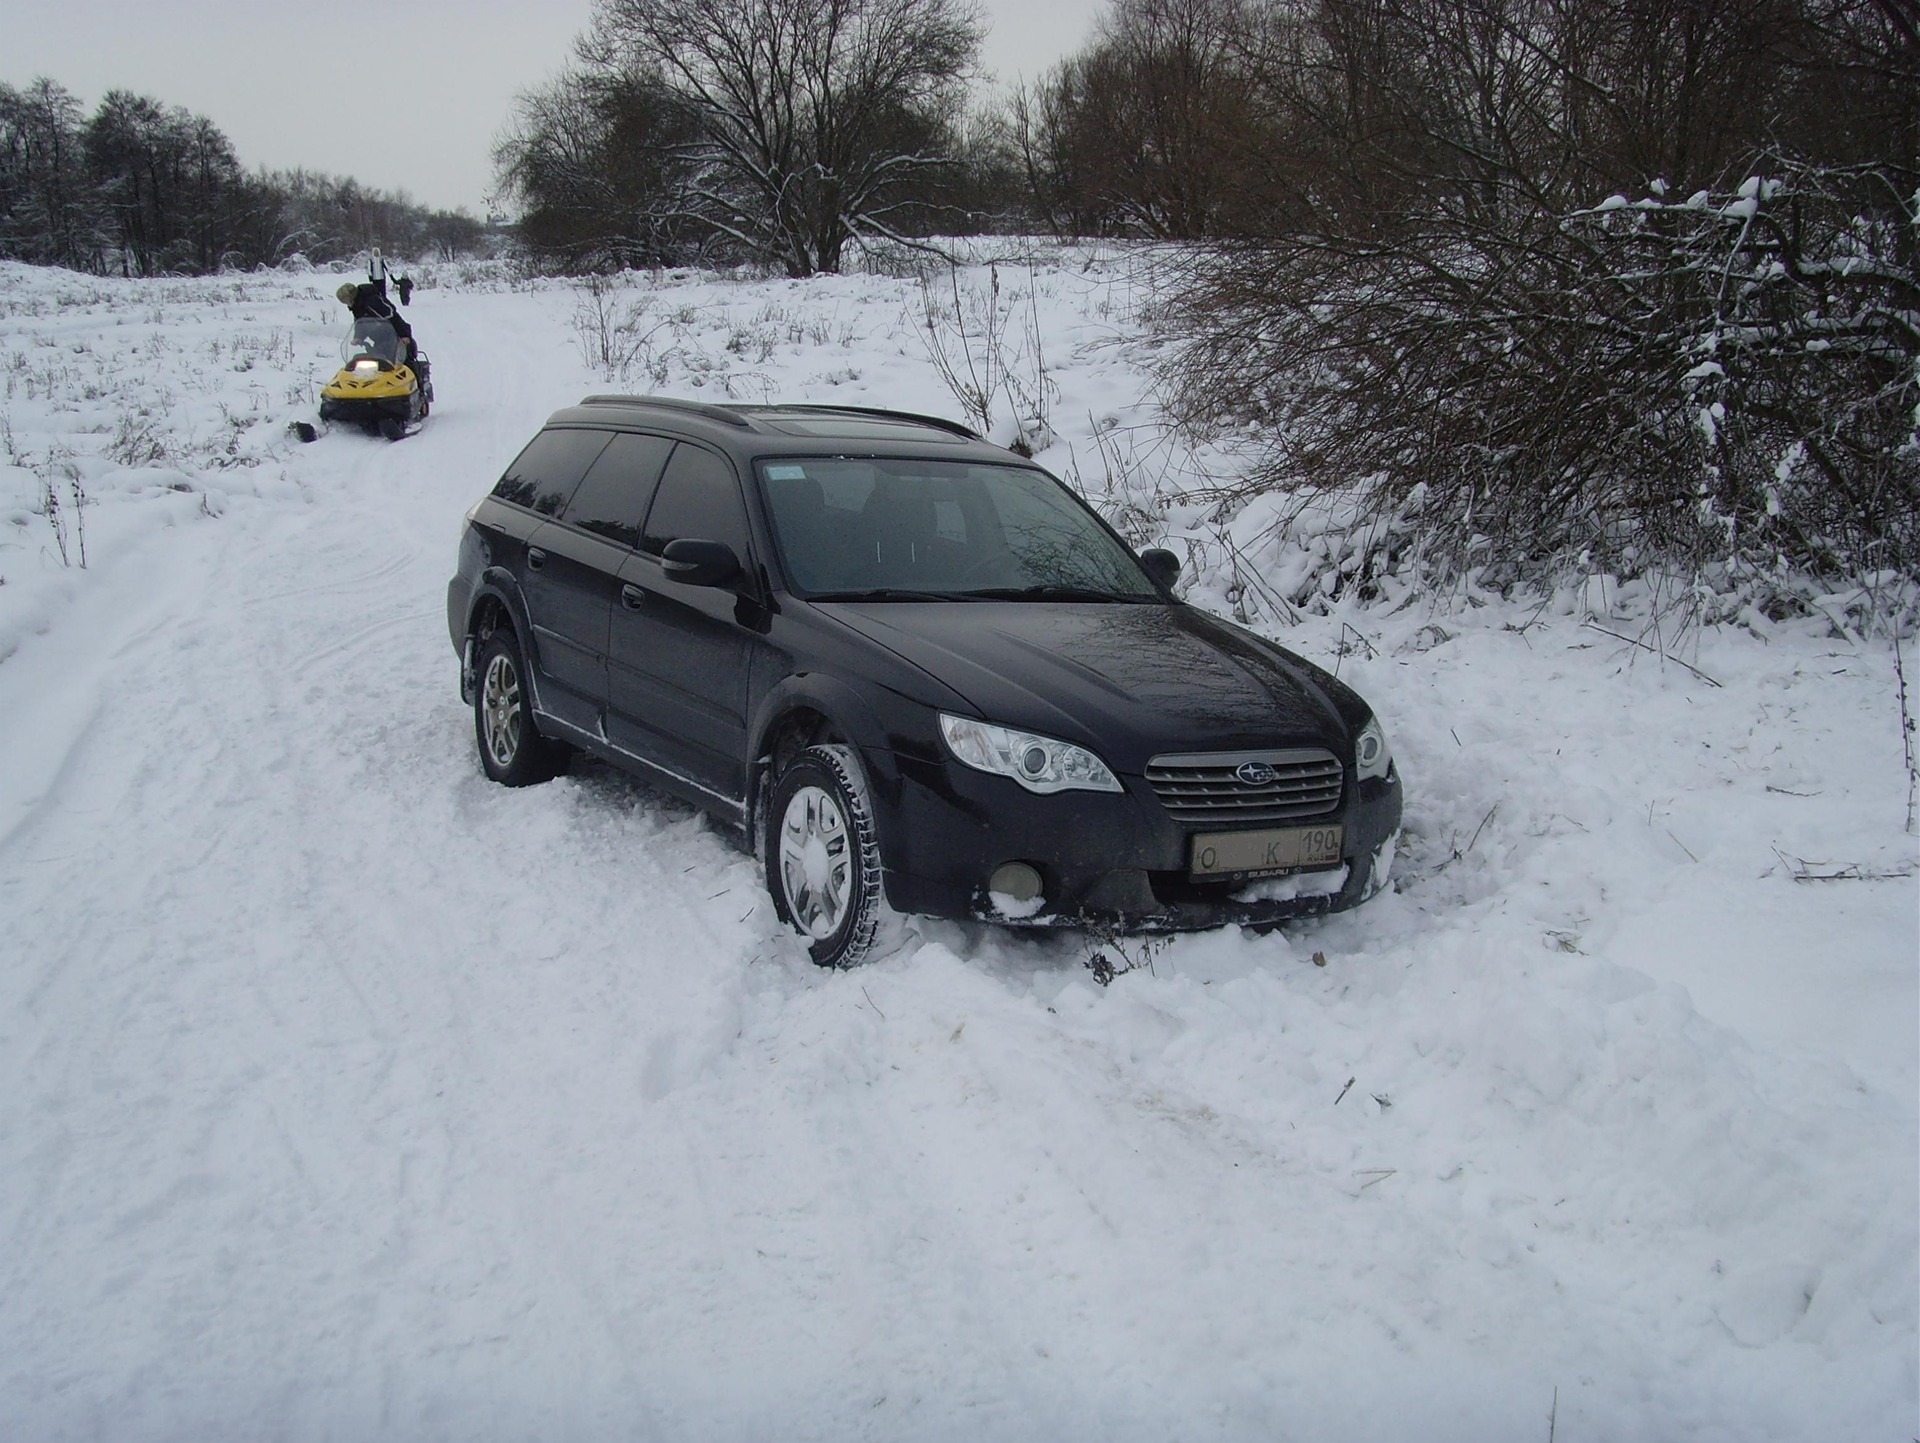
342 318 405 367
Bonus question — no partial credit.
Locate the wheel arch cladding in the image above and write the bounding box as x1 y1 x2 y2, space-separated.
750 674 905 854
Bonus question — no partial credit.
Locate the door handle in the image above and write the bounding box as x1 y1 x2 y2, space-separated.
527 547 546 571
620 584 647 611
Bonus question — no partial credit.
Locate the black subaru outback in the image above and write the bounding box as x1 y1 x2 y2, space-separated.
447 397 1402 966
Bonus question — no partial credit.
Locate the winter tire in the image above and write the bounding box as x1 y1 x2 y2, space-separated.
767 744 883 969
473 628 567 786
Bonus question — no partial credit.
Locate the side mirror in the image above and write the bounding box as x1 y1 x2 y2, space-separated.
1140 547 1180 590
661 538 742 588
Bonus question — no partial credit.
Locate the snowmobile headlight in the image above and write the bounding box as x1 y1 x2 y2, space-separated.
939 713 1122 795
351 358 380 372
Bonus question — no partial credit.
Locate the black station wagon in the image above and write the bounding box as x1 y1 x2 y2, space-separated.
447 397 1403 966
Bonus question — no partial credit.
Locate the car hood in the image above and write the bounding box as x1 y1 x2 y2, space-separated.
819 600 1357 771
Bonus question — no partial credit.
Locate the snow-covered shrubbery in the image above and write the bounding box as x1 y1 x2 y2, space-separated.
0 253 1912 1441
1154 159 1920 637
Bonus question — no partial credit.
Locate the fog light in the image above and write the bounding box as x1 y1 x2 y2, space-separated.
989 862 1043 904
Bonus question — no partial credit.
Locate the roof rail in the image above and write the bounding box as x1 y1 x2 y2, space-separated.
578 394 753 428
761 404 980 440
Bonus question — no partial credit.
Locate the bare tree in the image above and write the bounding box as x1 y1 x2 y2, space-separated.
0 78 95 268
1023 0 1290 238
583 0 983 275
494 64 705 272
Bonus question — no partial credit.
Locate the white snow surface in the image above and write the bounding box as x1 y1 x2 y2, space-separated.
0 254 1914 1441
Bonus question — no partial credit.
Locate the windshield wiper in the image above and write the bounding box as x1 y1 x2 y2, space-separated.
958 585 1145 603
807 588 986 602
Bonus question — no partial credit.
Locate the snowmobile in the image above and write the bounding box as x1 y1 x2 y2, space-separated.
306 315 430 441
292 251 431 443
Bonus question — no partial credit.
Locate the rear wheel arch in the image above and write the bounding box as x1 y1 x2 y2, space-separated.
467 591 515 645
463 579 544 712
464 575 541 660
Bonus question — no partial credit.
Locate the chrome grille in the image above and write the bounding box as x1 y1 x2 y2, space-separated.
1146 748 1343 824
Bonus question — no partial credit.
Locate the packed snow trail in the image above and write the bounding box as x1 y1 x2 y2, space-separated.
0 262 1912 1441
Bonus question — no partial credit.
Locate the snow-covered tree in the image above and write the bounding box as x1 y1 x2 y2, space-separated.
581 0 984 276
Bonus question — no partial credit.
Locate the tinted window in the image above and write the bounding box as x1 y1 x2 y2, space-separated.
491 428 612 516
640 445 748 559
757 458 1157 599
561 433 674 549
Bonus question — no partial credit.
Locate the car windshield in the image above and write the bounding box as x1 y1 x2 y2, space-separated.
342 317 404 366
757 458 1160 601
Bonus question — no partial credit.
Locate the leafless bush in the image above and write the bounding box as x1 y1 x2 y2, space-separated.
918 262 1056 451
36 450 84 568
40 470 66 567
571 277 678 382
67 466 85 567
1061 415 1192 539
1156 156 1919 615
107 407 173 468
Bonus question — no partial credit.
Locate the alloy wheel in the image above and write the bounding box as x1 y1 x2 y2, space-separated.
482 652 522 769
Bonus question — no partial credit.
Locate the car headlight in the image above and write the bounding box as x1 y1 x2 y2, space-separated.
939 713 1122 795
1355 716 1392 781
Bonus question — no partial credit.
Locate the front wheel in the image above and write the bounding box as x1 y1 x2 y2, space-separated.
766 745 883 968
473 629 567 786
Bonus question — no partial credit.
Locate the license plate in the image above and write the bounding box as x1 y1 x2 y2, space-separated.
1190 825 1344 879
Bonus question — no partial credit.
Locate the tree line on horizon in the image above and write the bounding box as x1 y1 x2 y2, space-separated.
0 77 487 276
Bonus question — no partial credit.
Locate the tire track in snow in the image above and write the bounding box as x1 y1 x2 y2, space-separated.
0 516 231 859
1 287 812 1438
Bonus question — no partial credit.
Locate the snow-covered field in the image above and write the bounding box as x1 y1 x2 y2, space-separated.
0 253 1913 1442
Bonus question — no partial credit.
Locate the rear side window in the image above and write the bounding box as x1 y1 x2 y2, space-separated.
561 433 674 548
491 428 613 517
640 444 749 559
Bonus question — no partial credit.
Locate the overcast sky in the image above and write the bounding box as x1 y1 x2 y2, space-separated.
0 0 1106 215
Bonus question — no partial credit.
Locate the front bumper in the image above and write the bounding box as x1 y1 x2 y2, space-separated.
319 394 415 427
869 746 1403 932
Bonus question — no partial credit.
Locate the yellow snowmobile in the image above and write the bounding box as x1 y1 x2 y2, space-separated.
289 316 430 443
313 316 429 440
292 253 431 442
